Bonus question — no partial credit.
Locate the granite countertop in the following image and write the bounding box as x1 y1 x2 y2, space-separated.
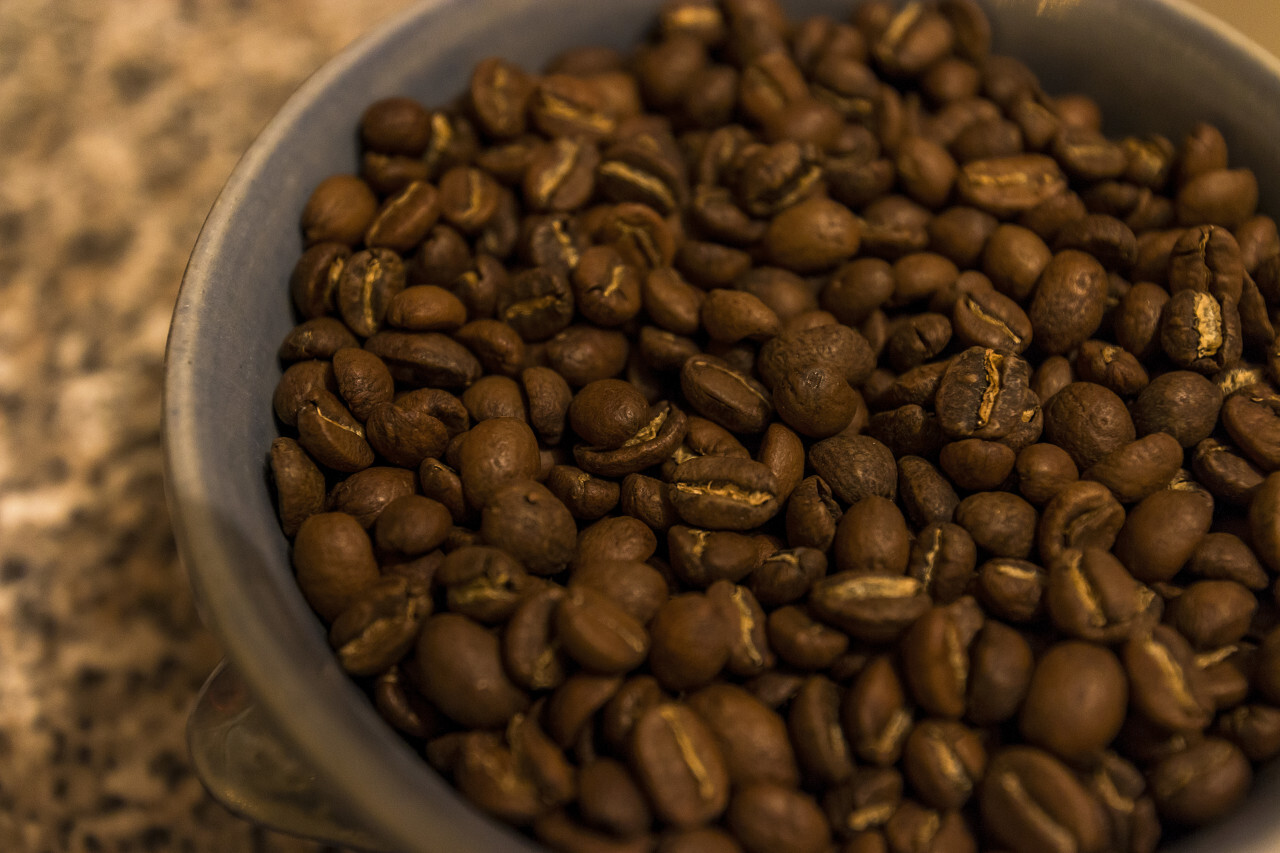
0 1 1275 851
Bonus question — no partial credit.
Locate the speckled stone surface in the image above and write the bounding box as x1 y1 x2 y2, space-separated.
0 1 1274 851
0 1 411 849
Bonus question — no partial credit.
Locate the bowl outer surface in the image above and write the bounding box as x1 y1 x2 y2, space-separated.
164 0 1280 850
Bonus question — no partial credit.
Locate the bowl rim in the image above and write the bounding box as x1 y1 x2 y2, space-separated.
164 1 1280 851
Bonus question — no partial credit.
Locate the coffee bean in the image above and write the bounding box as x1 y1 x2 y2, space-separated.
976 558 1047 623
832 496 911 576
1113 489 1213 583
270 437 326 537
966 620 1033 726
900 600 983 719
1223 392 1280 471
1084 432 1183 503
415 612 529 728
843 655 913 768
1136 371 1223 448
1046 548 1156 643
364 330 483 389
668 456 781 531
767 605 849 671
1150 738 1252 826
954 491 1037 559
301 174 378 246
956 154 1067 217
456 417 541 509
935 346 1037 441
480 479 577 576
811 572 929 643
906 523 978 604
688 683 799 789
630 703 730 828
1038 480 1126 564
1172 580 1258 650
1042 382 1136 470
1020 640 1128 761
1250 472 1280 572
788 675 855 787
295 390 376 473
980 747 1109 853
1124 625 1214 733
726 783 831 853
902 719 986 811
681 354 773 434
708 580 774 677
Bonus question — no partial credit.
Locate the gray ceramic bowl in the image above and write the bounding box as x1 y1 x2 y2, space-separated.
165 1 1280 850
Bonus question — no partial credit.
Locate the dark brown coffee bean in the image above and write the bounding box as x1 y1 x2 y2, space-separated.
707 580 773 677
980 747 1109 853
966 620 1033 726
785 475 841 551
901 719 986 811
935 346 1036 441
843 655 912 767
667 525 760 589
1124 625 1214 734
568 559 668 627
832 496 910 576
1041 381 1135 470
906 523 978 604
301 174 378 246
545 671 623 750
1223 392 1280 471
975 558 1047 623
480 479 576 576
290 243 349 320
1046 548 1156 643
577 401 688 478
502 584 569 691
936 439 1011 492
553 585 650 675
1150 738 1252 826
1177 169 1258 229
325 466 415 529
546 465 620 521
1114 281 1171 361
687 683 799 789
568 379 649 450
415 612 529 728
1187 532 1270 590
574 516 658 571
1037 480 1125 565
1172 580 1258 650
809 434 897 507
1250 472 1280 572
681 354 773 434
520 365 573 446
1026 250 1109 355
1020 641 1128 761
726 783 830 853
763 195 861 274
328 573 432 677
1084 433 1183 504
954 491 1037 559
811 572 929 643
456 417 541 509
291 512 381 622
630 703 730 828
575 758 653 840
900 600 983 719
364 330 483 389
982 223 1051 302
956 154 1067 217
1114 489 1213 583
461 375 526 423
788 675 855 788
336 248 406 338
1130 370 1222 449
372 494 450 557
270 437 326 537
386 285 469 332
569 245 642 328
331 347 393 423
436 545 533 624
295 390 375 473
1219 703 1280 762
648 593 731 691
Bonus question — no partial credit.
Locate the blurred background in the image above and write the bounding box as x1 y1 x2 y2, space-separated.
0 0 1273 850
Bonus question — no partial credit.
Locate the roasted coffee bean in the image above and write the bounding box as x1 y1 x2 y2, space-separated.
301 174 378 246
900 600 983 719
668 525 760 588
1046 548 1155 643
1037 480 1126 564
292 512 381 622
906 523 978 604
832 496 911 576
681 354 773 434
785 475 842 552
295 390 376 473
767 605 849 671
270 437 326 537
1041 381 1136 471
364 330 483 389
284 314 359 363
726 783 831 853
480 479 577 575
546 465 620 521
934 346 1036 441
1113 489 1213 583
1219 703 1280 762
966 620 1033 726
437 546 533 624
688 683 799 789
415 612 529 728
843 655 913 767
461 375 526 422
938 438 1014 492
456 417 541 509
502 584 570 691
668 456 780 531
901 719 986 811
573 516 658 571
954 491 1037 559
337 248 406 339
1124 625 1215 734
1150 738 1253 826
809 433 897 506
707 580 773 677
630 703 730 828
1223 392 1280 471
1249 472 1280 576
980 747 1110 853
648 593 731 691
1020 640 1128 761
811 572 929 643
1084 432 1183 504
788 675 855 787
956 154 1067 217
326 466 416 529
976 558 1047 623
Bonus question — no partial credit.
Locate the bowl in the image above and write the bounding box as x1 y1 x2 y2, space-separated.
165 0 1280 850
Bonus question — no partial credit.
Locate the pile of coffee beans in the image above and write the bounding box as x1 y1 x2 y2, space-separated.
267 0 1280 850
